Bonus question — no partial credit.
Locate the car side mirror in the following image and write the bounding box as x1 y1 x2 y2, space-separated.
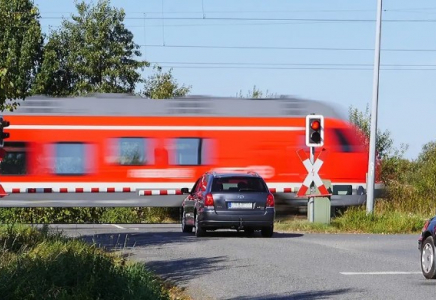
181 187 190 194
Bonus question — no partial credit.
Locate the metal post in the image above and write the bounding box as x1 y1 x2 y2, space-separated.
367 0 383 214
309 146 315 222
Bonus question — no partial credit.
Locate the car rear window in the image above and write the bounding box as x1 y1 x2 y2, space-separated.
211 176 268 193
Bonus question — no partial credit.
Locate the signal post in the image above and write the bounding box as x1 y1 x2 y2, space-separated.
297 114 331 224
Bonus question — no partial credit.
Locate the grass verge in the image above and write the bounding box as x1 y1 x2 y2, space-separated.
0 224 191 300
275 205 428 234
0 207 181 224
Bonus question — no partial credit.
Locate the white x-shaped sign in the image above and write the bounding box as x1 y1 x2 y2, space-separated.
301 158 324 189
296 148 330 197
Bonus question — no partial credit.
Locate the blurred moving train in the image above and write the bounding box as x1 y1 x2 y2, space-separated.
0 93 383 207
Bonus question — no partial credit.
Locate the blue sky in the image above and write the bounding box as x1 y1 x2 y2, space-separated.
33 0 436 160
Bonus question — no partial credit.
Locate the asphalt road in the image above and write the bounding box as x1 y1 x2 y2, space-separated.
51 224 432 300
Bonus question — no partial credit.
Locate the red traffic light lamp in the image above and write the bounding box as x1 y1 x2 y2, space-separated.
310 120 320 131
305 114 324 147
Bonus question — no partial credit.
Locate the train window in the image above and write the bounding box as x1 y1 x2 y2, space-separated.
55 142 87 175
332 128 366 153
334 129 353 152
0 142 27 175
172 138 201 165
168 137 214 166
117 138 151 165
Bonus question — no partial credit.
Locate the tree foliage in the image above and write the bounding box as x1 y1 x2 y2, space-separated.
348 103 401 159
0 0 43 111
237 85 278 98
141 65 191 99
348 104 410 186
412 141 436 199
33 0 148 96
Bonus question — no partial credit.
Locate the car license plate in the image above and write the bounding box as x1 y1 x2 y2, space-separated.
229 202 252 209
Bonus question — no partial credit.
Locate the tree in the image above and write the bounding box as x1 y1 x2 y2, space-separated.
141 65 191 99
0 0 43 111
236 85 278 98
349 103 409 185
33 0 147 96
348 104 398 159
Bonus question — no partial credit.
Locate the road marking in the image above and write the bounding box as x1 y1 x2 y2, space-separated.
340 271 422 275
111 224 126 229
102 224 125 230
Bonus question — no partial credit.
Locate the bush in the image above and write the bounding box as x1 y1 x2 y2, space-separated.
381 141 436 217
0 225 170 300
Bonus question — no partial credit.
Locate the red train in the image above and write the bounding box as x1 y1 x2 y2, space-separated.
0 94 383 207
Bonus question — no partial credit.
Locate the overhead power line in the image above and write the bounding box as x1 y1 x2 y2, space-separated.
149 61 436 67
140 44 436 52
37 16 436 23
139 17 436 23
25 7 436 14
151 65 436 71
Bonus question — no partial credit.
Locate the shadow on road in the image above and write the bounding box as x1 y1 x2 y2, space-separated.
418 280 436 286
73 228 304 252
145 256 228 285
273 232 304 238
76 231 197 252
197 230 304 239
226 288 359 300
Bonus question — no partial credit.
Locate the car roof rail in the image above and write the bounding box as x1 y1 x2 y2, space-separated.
206 170 218 177
247 171 260 177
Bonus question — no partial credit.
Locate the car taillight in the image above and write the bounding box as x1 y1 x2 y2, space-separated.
266 193 274 207
205 193 214 206
422 220 430 232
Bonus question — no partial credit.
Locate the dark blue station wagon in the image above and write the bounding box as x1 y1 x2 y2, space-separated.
180 171 275 237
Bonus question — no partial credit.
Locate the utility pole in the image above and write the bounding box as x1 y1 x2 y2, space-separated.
367 0 383 214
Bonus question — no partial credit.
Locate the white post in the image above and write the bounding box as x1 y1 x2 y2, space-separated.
367 0 383 214
309 146 315 222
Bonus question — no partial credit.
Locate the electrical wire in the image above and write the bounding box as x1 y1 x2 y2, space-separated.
151 65 436 71
36 16 436 22
140 44 436 52
149 61 436 67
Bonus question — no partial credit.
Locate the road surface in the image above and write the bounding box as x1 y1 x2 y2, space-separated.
48 223 432 300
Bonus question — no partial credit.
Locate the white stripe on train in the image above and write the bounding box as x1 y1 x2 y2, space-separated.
9 125 305 131
0 182 384 195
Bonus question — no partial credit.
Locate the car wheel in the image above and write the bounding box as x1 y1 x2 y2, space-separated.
194 213 205 237
261 225 274 238
181 210 193 233
421 236 436 279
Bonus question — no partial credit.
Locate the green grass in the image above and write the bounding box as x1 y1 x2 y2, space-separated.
275 205 428 234
0 207 181 224
0 224 184 300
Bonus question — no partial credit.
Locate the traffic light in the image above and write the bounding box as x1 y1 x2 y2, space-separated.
0 117 10 147
305 114 324 147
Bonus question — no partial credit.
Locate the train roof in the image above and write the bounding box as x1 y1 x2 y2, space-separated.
2 93 346 119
